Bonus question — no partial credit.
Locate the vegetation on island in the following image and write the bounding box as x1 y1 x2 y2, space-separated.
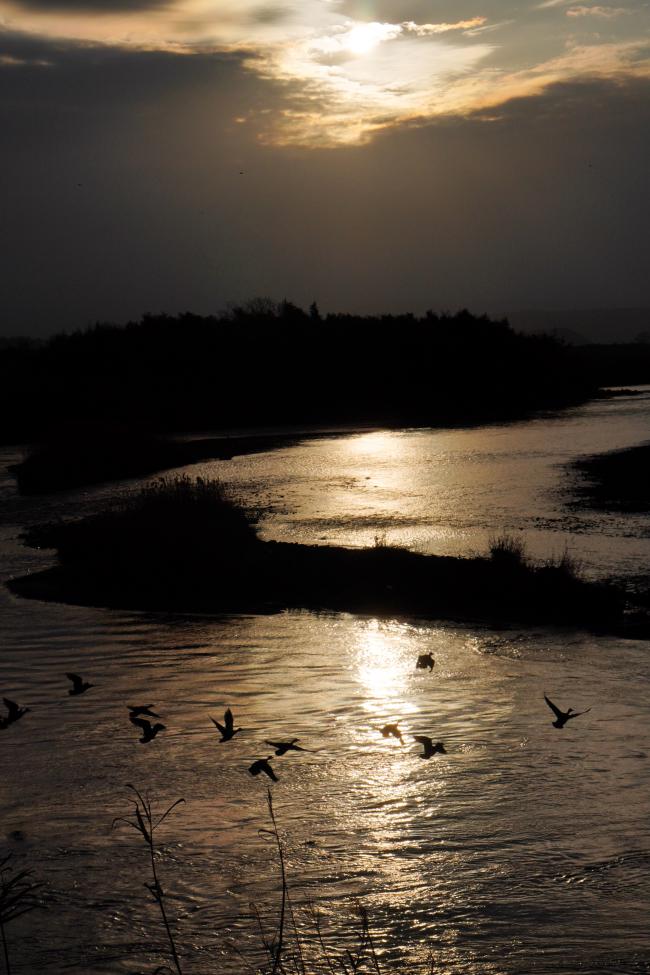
0 302 604 446
10 476 642 635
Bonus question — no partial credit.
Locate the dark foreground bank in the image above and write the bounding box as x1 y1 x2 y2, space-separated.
8 477 649 637
572 442 650 512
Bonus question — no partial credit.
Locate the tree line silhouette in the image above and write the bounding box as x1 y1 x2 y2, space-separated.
0 301 612 442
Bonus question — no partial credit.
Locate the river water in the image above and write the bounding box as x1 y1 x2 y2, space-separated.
1 391 649 974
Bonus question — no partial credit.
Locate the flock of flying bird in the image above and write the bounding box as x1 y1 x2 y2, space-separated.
0 652 591 777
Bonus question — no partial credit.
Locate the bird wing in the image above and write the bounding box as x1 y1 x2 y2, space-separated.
210 717 227 735
66 673 82 690
130 718 152 733
248 761 261 776
265 740 281 749
128 704 156 715
572 707 592 718
262 762 278 782
224 708 234 731
413 735 431 745
3 698 17 711
544 695 564 720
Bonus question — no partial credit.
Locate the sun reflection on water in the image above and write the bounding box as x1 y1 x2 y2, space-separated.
355 620 420 719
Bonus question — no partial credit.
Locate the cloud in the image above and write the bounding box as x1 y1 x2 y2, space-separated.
401 18 487 35
10 0 166 9
566 5 629 16
2 59 649 334
2 0 649 147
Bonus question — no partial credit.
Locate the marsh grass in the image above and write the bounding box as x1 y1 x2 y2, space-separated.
0 854 42 975
543 546 584 580
488 533 528 568
111 786 439 975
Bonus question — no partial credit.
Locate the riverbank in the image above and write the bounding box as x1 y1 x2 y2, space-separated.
8 476 648 637
9 428 322 494
11 388 637 496
572 441 650 512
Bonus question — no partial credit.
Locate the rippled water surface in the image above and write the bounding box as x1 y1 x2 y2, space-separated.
1 391 649 974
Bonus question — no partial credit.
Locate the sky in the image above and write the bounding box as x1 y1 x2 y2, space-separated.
1 0 649 334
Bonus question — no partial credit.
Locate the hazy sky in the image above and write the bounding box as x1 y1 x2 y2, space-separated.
1 0 649 333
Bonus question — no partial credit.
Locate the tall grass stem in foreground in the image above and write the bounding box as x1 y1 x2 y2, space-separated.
112 785 185 975
0 854 42 975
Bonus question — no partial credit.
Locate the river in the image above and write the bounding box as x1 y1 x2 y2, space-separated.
1 389 649 974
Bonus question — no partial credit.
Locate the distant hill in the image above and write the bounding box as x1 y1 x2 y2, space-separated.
508 309 650 345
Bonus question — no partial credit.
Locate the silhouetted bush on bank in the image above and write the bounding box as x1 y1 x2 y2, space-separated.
10 477 631 633
0 303 602 443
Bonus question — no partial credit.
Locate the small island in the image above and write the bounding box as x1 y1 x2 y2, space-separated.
9 476 649 638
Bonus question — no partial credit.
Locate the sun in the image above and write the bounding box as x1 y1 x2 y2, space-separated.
344 24 383 55
342 22 399 55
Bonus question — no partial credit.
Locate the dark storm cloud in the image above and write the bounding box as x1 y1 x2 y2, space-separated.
1 25 648 334
0 28 264 126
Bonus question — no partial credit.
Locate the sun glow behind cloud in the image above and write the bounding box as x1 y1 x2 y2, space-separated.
2 0 650 145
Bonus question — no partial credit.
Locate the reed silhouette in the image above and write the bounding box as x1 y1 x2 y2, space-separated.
0 855 41 975
112 786 186 975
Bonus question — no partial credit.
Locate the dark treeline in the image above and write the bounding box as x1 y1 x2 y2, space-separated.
575 342 650 386
0 301 617 443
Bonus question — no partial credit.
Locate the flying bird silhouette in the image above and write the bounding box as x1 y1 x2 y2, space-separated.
2 698 30 725
127 705 160 719
264 739 306 756
544 694 591 729
248 757 278 781
380 723 404 743
131 718 166 743
66 673 93 696
416 653 435 672
210 708 241 742
413 736 447 759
